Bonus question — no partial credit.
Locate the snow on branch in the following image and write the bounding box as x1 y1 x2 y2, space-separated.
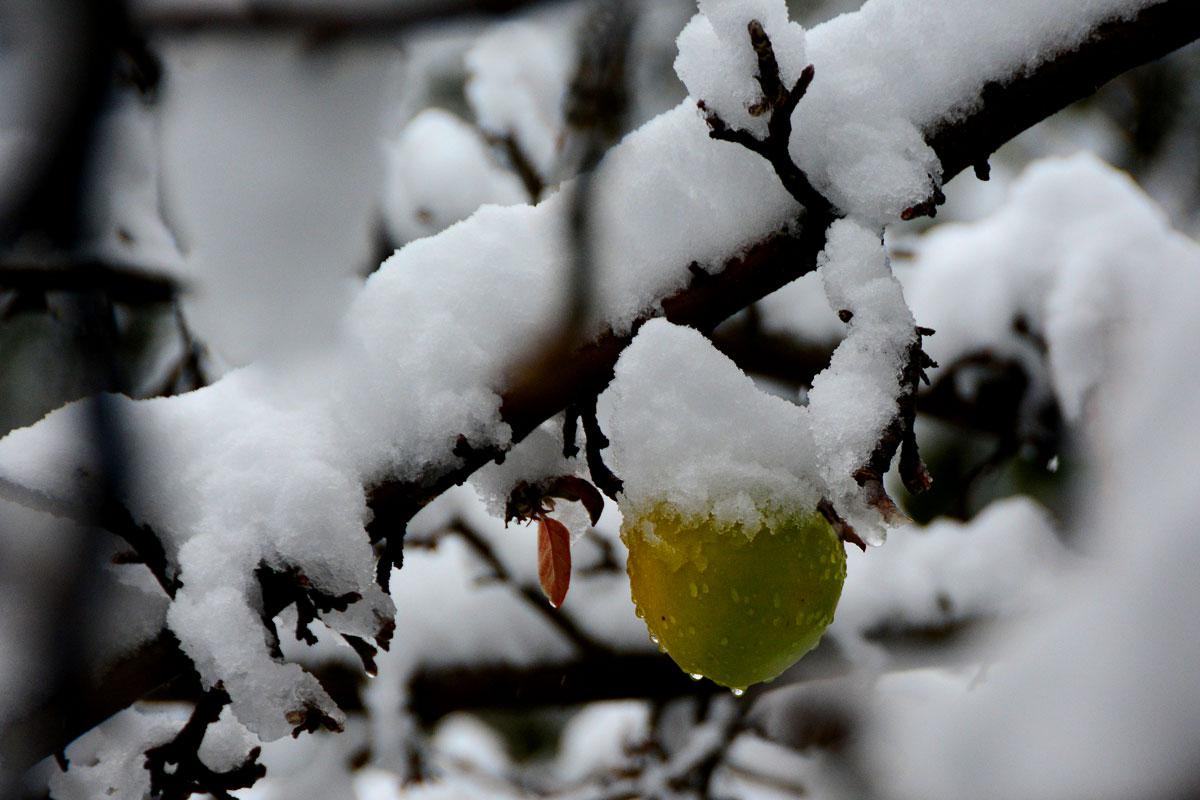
3 0 1197 780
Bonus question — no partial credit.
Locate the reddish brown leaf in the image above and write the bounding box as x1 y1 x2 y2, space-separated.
547 475 605 526
537 516 572 608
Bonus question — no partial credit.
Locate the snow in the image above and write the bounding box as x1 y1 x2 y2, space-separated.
0 375 394 738
583 104 797 332
0 500 82 775
239 719 371 800
605 219 912 544
381 108 528 245
199 707 260 773
806 219 914 539
468 417 600 540
556 701 651 783
752 270 847 347
674 0 807 139
47 706 186 800
79 92 186 277
0 494 167 785
157 34 394 366
833 497 1066 648
430 713 510 777
906 153 1200 423
606 319 820 532
465 17 576 184
374 484 644 678
859 161 1200 799
673 0 1160 222
607 225 912 542
716 734 852 799
796 0 1158 221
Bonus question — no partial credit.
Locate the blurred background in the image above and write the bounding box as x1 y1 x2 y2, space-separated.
2 0 1198 798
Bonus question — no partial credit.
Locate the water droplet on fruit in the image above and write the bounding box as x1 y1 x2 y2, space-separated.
689 673 703 681
731 688 745 697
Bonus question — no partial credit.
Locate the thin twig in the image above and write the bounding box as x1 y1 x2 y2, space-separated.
446 516 611 657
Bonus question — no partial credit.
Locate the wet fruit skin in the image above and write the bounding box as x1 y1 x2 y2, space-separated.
623 504 847 691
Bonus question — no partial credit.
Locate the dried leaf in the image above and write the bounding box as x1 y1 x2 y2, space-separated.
537 517 572 608
547 475 605 525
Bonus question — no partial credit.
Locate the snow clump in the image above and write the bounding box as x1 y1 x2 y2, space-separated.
906 152 1200 422
608 220 915 545
674 0 807 140
607 318 821 532
382 108 528 245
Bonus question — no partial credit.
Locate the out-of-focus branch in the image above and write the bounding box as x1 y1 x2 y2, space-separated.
408 516 612 658
709 306 836 383
406 632 864 727
146 304 209 398
407 654 718 725
709 321 1054 446
131 0 571 38
0 261 182 304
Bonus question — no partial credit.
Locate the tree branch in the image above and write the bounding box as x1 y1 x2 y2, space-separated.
367 2 1200 548
0 261 182 305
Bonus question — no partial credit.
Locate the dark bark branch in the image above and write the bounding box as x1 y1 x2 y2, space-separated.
405 653 723 725
927 1 1200 178
709 306 836 381
853 330 937 520
0 262 182 305
143 685 265 800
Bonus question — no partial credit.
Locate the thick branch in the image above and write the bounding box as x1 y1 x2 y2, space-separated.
927 1 1200 178
405 640 849 726
407 654 713 724
0 262 182 305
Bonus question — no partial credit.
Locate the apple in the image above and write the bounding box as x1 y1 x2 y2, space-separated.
623 503 846 691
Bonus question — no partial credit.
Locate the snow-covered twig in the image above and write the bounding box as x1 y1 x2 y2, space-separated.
142 686 265 800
